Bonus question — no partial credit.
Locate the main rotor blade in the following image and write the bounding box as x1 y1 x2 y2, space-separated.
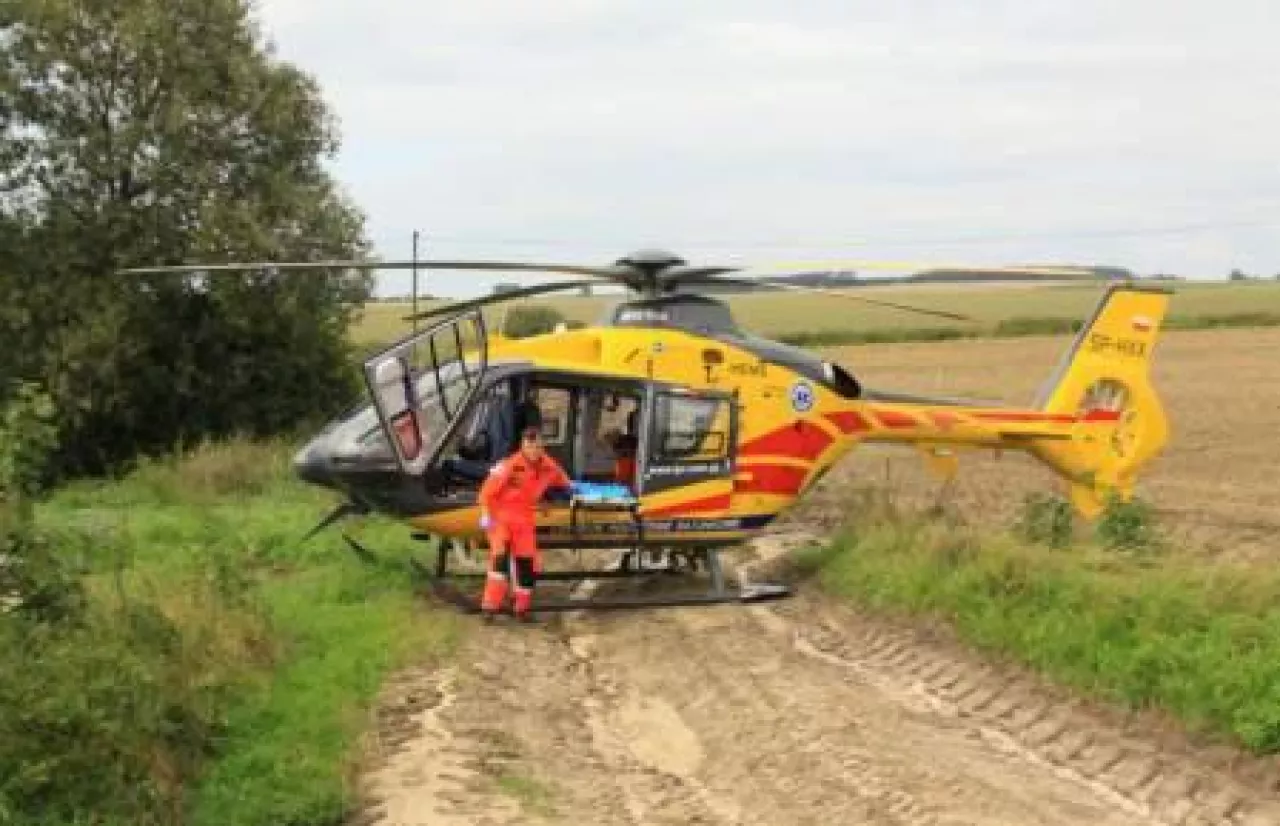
692 275 977 322
656 265 743 285
402 278 601 322
724 259 1119 281
119 259 623 279
727 259 1116 279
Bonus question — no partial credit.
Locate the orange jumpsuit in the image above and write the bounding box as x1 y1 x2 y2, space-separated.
614 455 636 489
477 450 571 615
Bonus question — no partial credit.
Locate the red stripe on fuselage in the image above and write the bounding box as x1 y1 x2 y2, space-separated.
972 410 1122 425
872 409 918 429
643 493 732 518
929 410 963 430
824 411 870 434
735 463 808 497
1081 409 1122 423
739 420 833 462
972 411 1075 424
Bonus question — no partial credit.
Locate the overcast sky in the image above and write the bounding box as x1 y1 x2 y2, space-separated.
255 0 1280 297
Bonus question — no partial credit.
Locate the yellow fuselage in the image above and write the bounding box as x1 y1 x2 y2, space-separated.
409 288 1163 549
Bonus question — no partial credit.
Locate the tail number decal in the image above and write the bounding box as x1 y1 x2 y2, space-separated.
1088 333 1147 359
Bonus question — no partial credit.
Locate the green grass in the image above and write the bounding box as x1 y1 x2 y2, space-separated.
794 490 1280 754
4 439 464 826
354 280 1280 345
495 772 558 818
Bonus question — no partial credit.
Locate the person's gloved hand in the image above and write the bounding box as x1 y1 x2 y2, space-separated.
479 512 492 531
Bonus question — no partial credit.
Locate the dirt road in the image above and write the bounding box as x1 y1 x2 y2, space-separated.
346 538 1280 826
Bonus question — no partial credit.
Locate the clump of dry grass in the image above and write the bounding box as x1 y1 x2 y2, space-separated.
124 438 296 504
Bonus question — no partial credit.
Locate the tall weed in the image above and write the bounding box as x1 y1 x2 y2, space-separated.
1014 493 1075 549
1095 493 1165 555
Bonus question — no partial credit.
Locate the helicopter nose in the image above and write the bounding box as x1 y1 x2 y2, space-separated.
293 439 335 489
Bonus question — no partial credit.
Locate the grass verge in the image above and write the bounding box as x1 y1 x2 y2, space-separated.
3 439 462 826
794 489 1280 755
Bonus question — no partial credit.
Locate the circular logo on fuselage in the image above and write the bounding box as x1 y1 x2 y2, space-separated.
790 380 815 413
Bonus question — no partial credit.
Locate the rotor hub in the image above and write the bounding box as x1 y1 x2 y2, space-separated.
615 248 687 275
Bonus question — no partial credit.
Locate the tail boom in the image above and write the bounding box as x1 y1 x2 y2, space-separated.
822 284 1171 517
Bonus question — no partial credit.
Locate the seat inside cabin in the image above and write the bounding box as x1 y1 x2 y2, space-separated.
438 376 643 493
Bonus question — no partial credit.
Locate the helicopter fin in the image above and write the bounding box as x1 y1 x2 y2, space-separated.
1024 283 1172 517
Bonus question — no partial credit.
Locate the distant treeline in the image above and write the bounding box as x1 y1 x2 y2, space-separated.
777 310 1280 348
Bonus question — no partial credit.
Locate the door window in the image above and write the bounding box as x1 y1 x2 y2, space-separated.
532 386 571 445
579 390 641 480
653 394 730 462
525 385 574 470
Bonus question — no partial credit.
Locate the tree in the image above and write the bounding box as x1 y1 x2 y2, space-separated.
0 0 374 477
503 306 568 338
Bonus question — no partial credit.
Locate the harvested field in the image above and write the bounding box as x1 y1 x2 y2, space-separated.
811 327 1280 562
354 281 1280 345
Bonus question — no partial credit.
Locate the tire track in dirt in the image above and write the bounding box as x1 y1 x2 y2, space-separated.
760 589 1280 826
346 534 1280 826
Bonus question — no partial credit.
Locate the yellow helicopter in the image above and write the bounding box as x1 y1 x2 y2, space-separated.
124 250 1171 612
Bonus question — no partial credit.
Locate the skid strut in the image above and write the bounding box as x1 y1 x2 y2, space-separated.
416 537 789 613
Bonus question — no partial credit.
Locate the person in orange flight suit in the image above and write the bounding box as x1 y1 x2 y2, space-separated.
611 432 638 490
477 425 572 620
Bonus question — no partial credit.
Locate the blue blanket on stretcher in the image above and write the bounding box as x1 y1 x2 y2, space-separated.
569 480 636 503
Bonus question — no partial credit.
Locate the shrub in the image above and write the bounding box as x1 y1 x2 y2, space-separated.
993 316 1083 337
0 381 81 624
1014 492 1075 549
503 306 571 338
0 381 58 502
1095 493 1164 554
0 572 272 826
778 327 969 347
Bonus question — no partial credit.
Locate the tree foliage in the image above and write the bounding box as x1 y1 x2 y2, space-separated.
0 0 374 478
503 305 571 338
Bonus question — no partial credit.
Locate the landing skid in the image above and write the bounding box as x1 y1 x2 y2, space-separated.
429 580 790 613
412 539 791 614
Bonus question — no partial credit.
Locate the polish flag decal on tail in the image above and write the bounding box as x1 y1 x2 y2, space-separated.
1131 315 1154 333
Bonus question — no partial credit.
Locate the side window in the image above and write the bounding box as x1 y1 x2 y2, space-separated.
596 393 640 444
532 386 571 445
453 382 510 461
582 392 641 478
654 394 730 461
